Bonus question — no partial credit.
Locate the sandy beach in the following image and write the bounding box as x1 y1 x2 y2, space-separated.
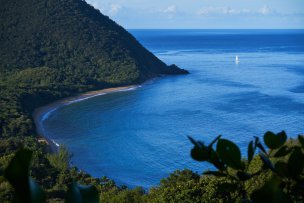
33 85 139 152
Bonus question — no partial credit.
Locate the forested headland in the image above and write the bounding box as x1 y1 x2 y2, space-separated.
0 0 187 138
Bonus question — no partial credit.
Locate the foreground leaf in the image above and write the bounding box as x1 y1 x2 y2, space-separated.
208 148 226 170
248 140 254 164
251 175 291 203
264 131 287 149
298 135 304 148
254 136 267 154
259 153 275 172
288 147 304 178
191 145 210 162
29 178 47 203
4 149 46 203
65 182 99 203
274 161 289 177
273 146 291 157
256 142 267 154
216 139 242 169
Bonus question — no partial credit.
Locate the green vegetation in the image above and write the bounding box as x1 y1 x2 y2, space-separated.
47 146 71 171
0 0 188 138
0 132 303 202
189 131 304 202
0 0 187 81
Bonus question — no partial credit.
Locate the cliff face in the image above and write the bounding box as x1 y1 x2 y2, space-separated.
0 0 188 86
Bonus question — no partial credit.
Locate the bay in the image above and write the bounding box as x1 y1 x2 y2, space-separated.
42 29 304 189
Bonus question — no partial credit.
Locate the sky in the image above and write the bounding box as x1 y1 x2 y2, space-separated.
86 0 304 29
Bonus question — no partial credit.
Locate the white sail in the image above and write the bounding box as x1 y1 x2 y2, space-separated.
235 55 240 64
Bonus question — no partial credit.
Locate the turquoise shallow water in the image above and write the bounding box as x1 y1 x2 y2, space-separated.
42 30 304 189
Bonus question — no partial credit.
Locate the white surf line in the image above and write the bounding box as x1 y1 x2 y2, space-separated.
37 85 140 147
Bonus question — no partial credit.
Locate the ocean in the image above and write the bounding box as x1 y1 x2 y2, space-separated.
41 29 304 189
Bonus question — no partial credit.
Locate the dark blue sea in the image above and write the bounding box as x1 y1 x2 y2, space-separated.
42 30 304 189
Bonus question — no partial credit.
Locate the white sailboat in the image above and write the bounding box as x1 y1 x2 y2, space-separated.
235 55 240 64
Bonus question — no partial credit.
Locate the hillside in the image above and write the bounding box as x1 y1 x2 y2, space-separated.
0 0 188 137
0 0 187 84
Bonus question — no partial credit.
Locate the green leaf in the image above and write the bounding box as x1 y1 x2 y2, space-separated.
29 178 47 203
259 153 275 172
298 135 304 148
4 149 46 203
65 182 99 203
274 161 289 177
248 141 254 164
264 131 287 149
254 136 267 154
189 137 210 162
251 175 291 203
78 185 99 203
273 146 291 157
189 137 226 170
65 182 82 203
256 142 267 154
203 171 226 177
288 147 304 178
4 149 32 182
254 136 259 145
216 139 242 169
4 149 32 202
237 171 251 181
208 148 226 170
190 145 209 162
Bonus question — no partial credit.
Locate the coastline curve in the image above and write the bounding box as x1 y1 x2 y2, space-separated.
33 85 139 152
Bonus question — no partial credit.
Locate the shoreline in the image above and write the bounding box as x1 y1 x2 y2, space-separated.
33 85 139 153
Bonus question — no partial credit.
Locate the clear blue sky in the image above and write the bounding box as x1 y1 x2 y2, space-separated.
86 0 304 29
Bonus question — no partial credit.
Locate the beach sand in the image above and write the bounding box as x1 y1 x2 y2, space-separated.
33 85 139 152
